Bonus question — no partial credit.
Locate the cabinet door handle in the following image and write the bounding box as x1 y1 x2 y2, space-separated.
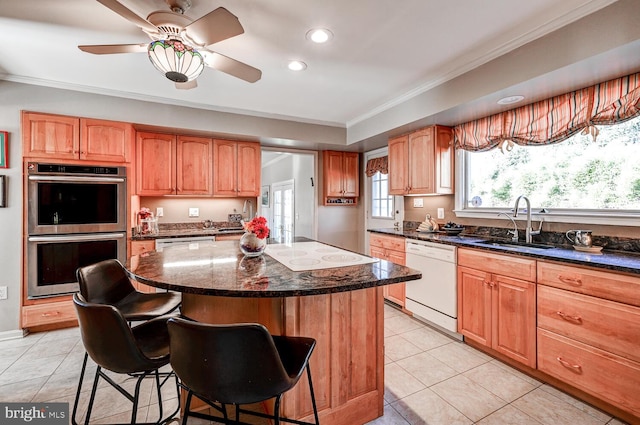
556 311 582 323
558 275 582 286
556 356 582 373
41 311 61 317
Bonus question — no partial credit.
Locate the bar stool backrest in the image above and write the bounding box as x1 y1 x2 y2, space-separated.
76 259 135 305
73 293 158 374
168 318 292 405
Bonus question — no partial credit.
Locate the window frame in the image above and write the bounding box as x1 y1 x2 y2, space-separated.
454 149 640 226
370 170 394 219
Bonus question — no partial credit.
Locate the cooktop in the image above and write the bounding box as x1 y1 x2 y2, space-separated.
265 241 377 271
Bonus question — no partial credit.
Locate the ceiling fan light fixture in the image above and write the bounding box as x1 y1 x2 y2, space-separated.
148 39 205 83
306 28 333 44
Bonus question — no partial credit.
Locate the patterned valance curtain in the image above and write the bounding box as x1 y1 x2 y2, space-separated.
365 156 388 176
454 72 640 152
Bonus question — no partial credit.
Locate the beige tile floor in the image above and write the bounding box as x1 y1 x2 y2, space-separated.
0 304 630 425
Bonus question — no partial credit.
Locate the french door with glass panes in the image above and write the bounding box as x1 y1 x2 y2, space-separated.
271 180 295 243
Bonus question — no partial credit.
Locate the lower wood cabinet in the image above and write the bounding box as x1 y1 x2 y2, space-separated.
457 248 536 368
369 234 405 307
537 260 640 419
21 299 76 329
129 240 157 293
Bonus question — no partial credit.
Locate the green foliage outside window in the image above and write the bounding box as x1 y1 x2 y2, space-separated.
467 115 640 210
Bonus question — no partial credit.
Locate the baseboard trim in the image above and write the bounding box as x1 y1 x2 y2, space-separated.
0 329 27 342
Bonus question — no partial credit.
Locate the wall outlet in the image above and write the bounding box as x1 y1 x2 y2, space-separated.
0 286 7 300
413 198 424 208
188 207 199 217
156 207 164 217
437 208 445 219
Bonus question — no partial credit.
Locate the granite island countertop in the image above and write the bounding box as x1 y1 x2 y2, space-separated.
369 228 640 275
126 239 421 297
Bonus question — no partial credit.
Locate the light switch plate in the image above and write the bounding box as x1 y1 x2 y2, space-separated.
413 198 424 208
189 207 199 217
437 208 445 219
156 207 164 217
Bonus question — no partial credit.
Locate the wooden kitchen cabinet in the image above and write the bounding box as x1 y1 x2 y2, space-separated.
213 139 261 197
537 261 640 418
22 112 133 163
136 132 213 196
322 150 359 205
22 112 79 160
457 248 537 367
21 299 77 329
388 125 454 195
80 118 132 163
369 233 405 307
130 240 155 256
129 240 157 293
136 132 176 195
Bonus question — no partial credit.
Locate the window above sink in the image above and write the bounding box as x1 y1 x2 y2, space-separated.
454 114 640 227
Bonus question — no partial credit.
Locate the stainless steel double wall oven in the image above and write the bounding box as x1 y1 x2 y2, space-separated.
27 163 127 298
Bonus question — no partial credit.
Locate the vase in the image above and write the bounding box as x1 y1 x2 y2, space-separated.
239 232 267 257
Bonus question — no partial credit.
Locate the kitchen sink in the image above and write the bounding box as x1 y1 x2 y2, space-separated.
475 240 555 250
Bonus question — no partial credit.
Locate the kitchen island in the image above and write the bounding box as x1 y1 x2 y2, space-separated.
126 239 421 425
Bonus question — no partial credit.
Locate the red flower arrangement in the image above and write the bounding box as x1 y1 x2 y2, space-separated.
243 216 270 239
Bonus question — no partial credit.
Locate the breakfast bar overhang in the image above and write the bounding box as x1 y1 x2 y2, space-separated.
126 239 421 425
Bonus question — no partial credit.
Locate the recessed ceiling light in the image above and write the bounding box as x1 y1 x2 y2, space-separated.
306 28 333 44
288 60 307 71
497 95 525 105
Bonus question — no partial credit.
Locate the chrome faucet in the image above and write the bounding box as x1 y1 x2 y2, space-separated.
497 212 519 242
512 195 543 243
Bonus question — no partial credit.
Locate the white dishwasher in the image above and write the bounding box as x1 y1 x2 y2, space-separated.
155 236 216 251
405 239 460 338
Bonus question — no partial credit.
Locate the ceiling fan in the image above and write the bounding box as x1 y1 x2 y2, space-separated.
79 0 261 89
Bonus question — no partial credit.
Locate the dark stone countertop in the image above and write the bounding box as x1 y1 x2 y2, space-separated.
131 222 245 241
369 228 640 276
125 239 421 297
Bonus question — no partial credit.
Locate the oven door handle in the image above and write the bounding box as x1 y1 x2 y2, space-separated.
28 175 126 183
28 233 126 242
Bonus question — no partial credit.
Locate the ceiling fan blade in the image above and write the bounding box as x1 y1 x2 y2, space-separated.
176 80 198 90
78 44 148 54
185 7 244 47
205 52 261 83
96 0 158 34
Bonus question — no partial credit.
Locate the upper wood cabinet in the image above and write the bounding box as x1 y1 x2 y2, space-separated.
213 140 261 197
136 132 176 195
177 135 214 195
322 150 359 205
388 125 454 195
457 248 537 368
136 132 213 196
80 118 132 163
22 112 132 163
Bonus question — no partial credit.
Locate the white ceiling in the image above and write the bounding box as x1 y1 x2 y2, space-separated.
1 0 632 137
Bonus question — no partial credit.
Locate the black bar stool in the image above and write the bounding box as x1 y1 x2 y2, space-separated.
167 317 320 425
71 293 180 425
76 259 181 324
